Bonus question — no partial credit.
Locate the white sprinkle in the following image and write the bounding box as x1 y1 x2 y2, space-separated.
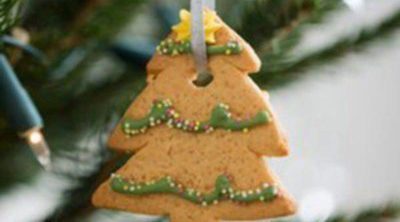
206 127 214 133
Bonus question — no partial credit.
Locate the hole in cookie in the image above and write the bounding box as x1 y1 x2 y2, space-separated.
192 71 214 87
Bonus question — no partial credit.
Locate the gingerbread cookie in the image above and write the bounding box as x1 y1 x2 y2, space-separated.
92 9 296 222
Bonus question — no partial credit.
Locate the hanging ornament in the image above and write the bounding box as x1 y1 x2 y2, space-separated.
0 0 50 169
92 3 296 222
0 54 51 169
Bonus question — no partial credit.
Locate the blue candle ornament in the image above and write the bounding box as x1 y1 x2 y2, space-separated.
0 53 51 169
0 54 43 131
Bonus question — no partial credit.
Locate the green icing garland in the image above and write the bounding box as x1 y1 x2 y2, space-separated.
111 174 278 206
122 99 271 136
156 39 242 56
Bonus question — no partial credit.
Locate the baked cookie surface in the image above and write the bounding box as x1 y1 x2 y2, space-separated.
92 9 296 222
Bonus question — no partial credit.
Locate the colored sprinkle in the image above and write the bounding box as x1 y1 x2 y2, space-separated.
110 174 279 206
122 99 271 136
156 39 242 56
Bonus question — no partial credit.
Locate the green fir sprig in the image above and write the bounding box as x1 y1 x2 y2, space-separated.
0 0 21 36
238 0 342 49
255 6 400 88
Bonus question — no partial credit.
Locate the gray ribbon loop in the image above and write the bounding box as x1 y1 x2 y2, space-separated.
190 0 215 75
205 0 215 11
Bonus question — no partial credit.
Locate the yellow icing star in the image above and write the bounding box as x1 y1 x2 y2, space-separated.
172 9 222 44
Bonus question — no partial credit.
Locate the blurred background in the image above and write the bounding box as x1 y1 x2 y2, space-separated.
1 0 400 221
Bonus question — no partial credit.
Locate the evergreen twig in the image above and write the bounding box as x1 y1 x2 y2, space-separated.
255 7 400 88
327 202 400 222
0 0 21 36
17 0 146 112
238 0 342 49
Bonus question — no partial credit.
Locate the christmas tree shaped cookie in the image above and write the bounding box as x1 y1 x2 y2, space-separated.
92 9 296 222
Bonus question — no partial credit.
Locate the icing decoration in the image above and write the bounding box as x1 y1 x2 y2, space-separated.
172 9 222 44
156 39 242 56
111 174 279 206
122 99 270 136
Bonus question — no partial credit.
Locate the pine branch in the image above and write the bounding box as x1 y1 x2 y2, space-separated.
41 74 146 221
0 0 146 133
238 0 342 49
23 0 145 55
0 71 145 219
236 0 344 88
327 203 400 222
0 0 21 36
13 0 146 111
0 0 147 170
254 7 400 88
